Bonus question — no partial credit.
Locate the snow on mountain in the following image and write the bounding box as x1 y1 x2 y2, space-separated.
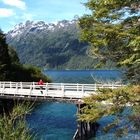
47 23 55 30
7 20 77 38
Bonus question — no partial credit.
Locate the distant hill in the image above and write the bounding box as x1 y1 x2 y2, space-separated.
6 20 98 69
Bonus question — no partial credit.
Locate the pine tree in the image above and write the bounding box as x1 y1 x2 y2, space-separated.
0 30 11 80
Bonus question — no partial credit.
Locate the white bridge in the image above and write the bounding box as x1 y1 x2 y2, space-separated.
0 81 123 103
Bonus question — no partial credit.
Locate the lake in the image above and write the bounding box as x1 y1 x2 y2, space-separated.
27 70 122 140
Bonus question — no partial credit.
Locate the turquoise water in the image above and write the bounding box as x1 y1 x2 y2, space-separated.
27 102 77 140
27 70 122 140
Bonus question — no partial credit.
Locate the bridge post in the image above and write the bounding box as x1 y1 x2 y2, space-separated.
2 82 5 94
10 81 12 88
16 83 18 94
32 82 35 90
77 83 79 92
20 82 22 89
29 84 32 96
94 83 97 91
112 83 114 89
3 82 5 89
61 83 65 97
82 84 84 96
46 83 48 95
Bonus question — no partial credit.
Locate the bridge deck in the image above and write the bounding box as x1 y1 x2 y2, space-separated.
0 82 123 103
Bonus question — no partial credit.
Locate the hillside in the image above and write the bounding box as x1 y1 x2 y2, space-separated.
0 30 50 82
6 20 98 69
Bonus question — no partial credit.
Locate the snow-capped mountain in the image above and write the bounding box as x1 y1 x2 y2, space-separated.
6 20 97 69
7 20 77 38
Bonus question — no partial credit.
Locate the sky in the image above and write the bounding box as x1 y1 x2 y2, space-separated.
0 0 89 32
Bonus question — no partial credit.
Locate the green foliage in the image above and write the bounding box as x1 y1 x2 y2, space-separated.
8 46 20 65
0 31 11 80
79 0 140 83
78 1 140 136
0 30 50 82
0 30 50 140
7 64 51 82
78 85 140 137
0 102 33 140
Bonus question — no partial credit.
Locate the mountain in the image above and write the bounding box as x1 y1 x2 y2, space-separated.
0 30 50 82
6 20 98 69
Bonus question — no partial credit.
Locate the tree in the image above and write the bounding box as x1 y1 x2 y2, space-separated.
78 85 140 138
8 46 20 65
0 102 33 140
0 29 50 139
0 30 11 80
78 0 140 138
0 29 51 82
79 0 140 84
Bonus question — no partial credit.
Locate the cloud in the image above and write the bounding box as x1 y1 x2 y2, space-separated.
2 0 26 10
0 8 14 17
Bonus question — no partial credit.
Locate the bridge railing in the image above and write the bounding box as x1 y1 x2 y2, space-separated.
0 81 124 99
0 81 123 91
